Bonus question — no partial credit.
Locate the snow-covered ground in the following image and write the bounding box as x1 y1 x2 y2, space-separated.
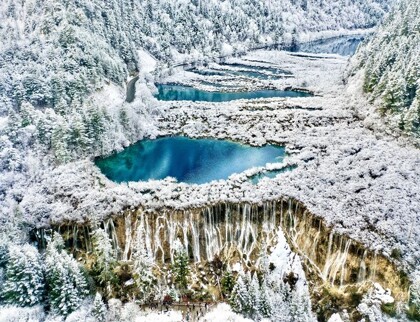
137 50 157 76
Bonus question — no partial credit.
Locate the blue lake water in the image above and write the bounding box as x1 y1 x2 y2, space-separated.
95 137 285 184
156 84 312 102
292 35 365 56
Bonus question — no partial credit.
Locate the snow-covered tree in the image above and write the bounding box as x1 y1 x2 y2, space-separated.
248 274 261 320
91 227 117 294
1 244 45 306
351 0 420 136
91 292 107 322
45 232 89 316
408 279 420 320
221 270 235 298
171 243 190 292
259 281 272 318
132 224 155 303
230 275 249 314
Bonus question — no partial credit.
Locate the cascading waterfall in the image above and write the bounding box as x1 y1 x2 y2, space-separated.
322 232 335 280
357 250 367 283
34 198 408 301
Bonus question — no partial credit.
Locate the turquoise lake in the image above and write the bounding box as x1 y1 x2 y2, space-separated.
156 84 312 102
95 137 285 184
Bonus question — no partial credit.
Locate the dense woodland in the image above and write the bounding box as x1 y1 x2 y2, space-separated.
350 0 420 136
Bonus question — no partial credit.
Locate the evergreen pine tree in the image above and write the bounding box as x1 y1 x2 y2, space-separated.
20 102 36 127
248 274 261 320
407 279 420 320
221 270 235 298
230 275 249 314
132 224 155 304
2 244 45 306
6 107 22 143
259 280 273 318
45 232 89 316
51 121 70 163
92 228 117 292
171 245 189 292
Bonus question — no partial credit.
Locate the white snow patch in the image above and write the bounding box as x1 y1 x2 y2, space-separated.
90 83 125 109
327 313 344 322
0 117 7 130
135 310 183 322
0 305 45 322
199 303 253 322
138 49 157 75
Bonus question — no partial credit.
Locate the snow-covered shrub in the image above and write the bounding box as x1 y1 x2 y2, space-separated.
201 303 253 322
107 298 123 322
356 283 404 321
120 302 141 322
135 310 183 322
0 305 45 322
64 298 95 322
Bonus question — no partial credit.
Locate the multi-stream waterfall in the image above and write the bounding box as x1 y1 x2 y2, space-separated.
34 198 408 302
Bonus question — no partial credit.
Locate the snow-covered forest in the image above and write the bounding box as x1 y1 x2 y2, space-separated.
349 0 420 137
1 0 419 321
1 0 391 112
0 0 392 163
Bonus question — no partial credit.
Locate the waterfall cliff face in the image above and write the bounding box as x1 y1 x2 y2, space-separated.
114 203 279 267
35 198 409 315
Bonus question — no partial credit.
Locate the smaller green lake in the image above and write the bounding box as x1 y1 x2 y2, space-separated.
156 84 312 102
95 137 285 184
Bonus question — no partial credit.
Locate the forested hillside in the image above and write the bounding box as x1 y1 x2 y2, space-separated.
1 0 391 115
0 0 394 166
350 0 420 136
